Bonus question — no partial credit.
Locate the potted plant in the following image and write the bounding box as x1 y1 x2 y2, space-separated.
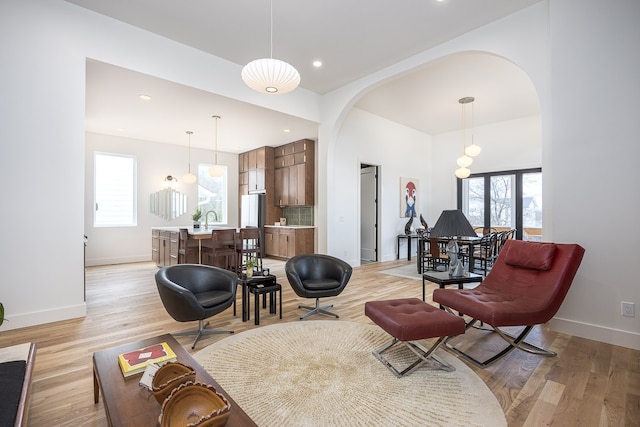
192 208 203 229
245 259 257 278
0 302 5 326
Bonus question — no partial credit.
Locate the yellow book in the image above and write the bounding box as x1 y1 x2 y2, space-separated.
117 342 177 377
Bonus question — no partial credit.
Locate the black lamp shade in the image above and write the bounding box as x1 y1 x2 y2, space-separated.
429 210 477 238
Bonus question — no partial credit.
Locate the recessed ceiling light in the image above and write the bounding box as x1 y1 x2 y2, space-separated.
139 94 152 101
283 129 291 133
312 60 322 68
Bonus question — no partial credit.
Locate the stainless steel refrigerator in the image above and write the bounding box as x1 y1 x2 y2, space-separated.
240 194 266 255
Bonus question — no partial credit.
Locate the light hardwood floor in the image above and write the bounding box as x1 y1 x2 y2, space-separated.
1 259 638 426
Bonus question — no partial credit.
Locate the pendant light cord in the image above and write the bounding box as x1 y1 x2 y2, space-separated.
187 131 192 173
270 0 273 59
213 115 219 165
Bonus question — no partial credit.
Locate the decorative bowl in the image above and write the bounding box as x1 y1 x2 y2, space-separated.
159 381 231 427
152 362 196 404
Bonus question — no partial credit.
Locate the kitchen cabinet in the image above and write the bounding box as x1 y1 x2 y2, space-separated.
264 226 314 259
241 146 273 193
274 139 314 206
238 146 281 224
152 230 179 267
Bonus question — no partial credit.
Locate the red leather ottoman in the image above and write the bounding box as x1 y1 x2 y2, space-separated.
365 298 465 377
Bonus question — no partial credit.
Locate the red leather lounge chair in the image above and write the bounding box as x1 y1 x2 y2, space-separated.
433 239 585 367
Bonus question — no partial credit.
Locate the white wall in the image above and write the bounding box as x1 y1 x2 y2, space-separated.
85 132 239 266
547 0 640 348
332 108 431 265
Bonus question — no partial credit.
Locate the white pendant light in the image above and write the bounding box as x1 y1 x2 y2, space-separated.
455 97 478 178
464 98 482 157
455 167 471 179
457 154 473 168
208 115 224 178
241 0 300 94
182 131 197 184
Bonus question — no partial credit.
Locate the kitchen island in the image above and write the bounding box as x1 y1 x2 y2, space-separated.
151 226 236 267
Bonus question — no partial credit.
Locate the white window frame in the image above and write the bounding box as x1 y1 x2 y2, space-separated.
94 152 137 227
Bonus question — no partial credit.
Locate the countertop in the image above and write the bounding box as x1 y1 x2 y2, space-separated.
264 225 315 229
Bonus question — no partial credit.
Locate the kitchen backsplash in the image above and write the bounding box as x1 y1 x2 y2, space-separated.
282 206 314 226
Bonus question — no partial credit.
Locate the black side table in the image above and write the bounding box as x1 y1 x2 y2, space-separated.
249 283 282 325
397 233 420 261
237 274 277 322
421 271 483 305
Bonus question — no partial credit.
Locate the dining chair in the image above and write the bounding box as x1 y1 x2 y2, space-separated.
423 237 450 272
473 232 499 275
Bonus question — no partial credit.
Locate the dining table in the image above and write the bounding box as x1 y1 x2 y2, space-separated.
417 235 482 274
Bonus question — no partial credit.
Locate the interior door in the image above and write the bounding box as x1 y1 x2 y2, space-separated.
360 165 378 262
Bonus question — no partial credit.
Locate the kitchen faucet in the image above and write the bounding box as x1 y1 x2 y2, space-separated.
204 210 219 230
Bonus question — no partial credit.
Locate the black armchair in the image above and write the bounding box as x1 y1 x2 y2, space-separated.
285 254 353 319
155 264 238 349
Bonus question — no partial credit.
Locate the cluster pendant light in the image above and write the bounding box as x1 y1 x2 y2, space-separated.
455 96 481 179
209 115 224 178
182 131 197 184
241 0 300 94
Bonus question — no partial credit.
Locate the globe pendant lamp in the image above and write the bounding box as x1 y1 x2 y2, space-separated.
241 0 300 94
182 131 197 184
209 115 225 178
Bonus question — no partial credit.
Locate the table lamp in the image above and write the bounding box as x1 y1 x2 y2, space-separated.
430 210 477 277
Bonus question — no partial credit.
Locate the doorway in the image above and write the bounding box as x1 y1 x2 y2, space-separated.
360 164 379 263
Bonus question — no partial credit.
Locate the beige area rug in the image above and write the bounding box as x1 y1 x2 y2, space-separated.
194 321 506 427
381 264 423 280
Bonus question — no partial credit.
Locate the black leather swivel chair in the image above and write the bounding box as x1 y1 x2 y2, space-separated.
155 264 237 349
285 254 353 320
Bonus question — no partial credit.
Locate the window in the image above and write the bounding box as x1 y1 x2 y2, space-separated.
197 164 227 224
94 153 137 227
458 168 542 240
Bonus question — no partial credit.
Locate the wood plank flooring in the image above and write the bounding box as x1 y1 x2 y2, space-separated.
0 259 638 426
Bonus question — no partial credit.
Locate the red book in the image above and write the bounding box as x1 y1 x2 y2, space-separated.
117 342 177 377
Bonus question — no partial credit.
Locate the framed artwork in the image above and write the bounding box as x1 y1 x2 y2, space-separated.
400 177 418 218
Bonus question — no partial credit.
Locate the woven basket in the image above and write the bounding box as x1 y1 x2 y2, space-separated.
151 362 196 404
159 381 231 427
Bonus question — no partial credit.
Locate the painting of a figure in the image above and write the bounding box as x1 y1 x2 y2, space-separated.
400 177 419 218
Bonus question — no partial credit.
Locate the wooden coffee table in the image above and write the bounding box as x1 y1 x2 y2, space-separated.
93 334 256 427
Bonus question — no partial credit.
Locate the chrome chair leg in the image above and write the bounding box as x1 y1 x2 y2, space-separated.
298 298 338 319
173 320 234 349
443 313 555 368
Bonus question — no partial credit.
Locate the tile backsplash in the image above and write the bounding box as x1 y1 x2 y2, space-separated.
282 206 314 226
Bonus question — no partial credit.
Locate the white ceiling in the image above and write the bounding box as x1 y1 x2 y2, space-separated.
75 0 542 152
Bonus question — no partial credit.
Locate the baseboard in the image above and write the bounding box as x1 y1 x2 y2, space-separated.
0 304 86 332
550 317 640 351
86 255 151 267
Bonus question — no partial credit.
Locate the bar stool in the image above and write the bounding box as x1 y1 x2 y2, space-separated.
204 229 237 271
236 227 263 273
178 228 206 264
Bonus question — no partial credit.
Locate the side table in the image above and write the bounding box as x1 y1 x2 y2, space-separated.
397 233 420 261
236 274 277 322
249 283 282 325
421 271 483 306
